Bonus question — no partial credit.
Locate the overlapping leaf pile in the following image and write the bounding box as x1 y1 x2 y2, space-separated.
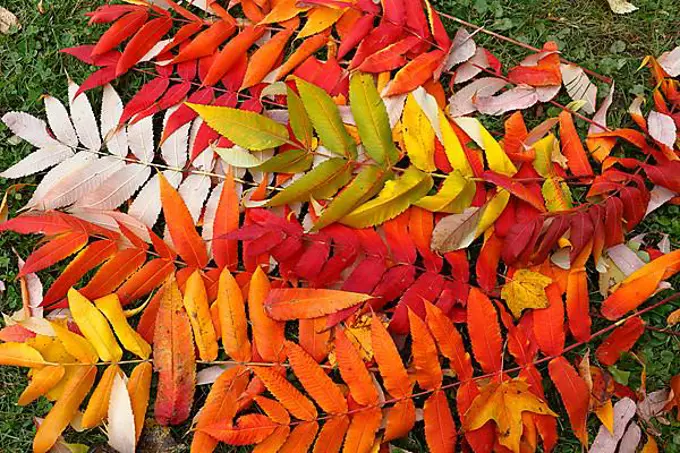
0 0 679 452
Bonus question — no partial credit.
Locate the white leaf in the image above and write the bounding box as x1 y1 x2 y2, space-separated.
535 84 561 102
128 115 155 162
590 83 615 135
658 234 671 254
196 365 233 385
17 255 43 317
74 163 151 211
41 156 125 210
627 95 645 128
161 107 190 168
68 79 102 151
474 85 539 116
439 28 476 75
0 145 73 179
448 77 507 117
560 64 598 114
44 95 78 147
606 0 638 14
658 46 680 77
453 48 489 84
101 84 128 157
107 373 136 453
178 174 211 222
1 112 61 148
589 397 636 453
648 110 677 149
215 146 264 168
140 39 172 63
382 93 408 129
646 185 678 216
606 244 646 277
27 152 97 209
618 423 641 453
431 207 482 252
520 50 560 67
128 171 181 227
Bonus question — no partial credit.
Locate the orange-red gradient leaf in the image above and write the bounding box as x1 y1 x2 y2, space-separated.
343 407 382 453
408 308 443 390
252 366 317 421
334 328 379 406
558 111 593 177
467 287 503 373
313 415 350 453
424 390 456 453
371 314 412 399
217 267 251 362
202 413 277 445
424 301 473 381
548 357 589 446
265 288 373 320
595 317 645 366
212 167 239 270
384 399 417 442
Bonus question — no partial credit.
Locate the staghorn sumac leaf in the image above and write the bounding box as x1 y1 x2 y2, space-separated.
483 171 546 212
203 25 266 86
202 414 278 445
17 366 65 406
467 287 502 373
268 158 351 206
0 342 46 368
334 328 379 406
548 357 589 446
408 308 443 390
212 168 239 270
127 362 152 442
285 341 347 414
371 314 412 398
242 29 294 90
252 366 317 421
249 267 286 362
50 322 98 364
596 316 645 366
313 415 350 453
279 421 318 453
343 407 382 453
95 294 151 359
82 363 119 429
384 399 417 442
424 390 456 453
116 16 172 76
68 289 122 362
384 50 445 96
532 283 566 357
217 268 251 362
265 288 373 320
183 270 218 361
21 232 89 276
558 111 593 177
115 258 174 306
424 301 473 380
172 19 236 64
153 276 196 426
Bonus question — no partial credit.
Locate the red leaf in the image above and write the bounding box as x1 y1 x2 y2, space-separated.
22 232 88 276
153 277 196 426
408 207 442 273
92 10 149 56
350 22 402 69
74 66 119 97
548 357 589 445
476 232 503 293
596 317 645 366
483 171 546 212
213 168 240 271
569 212 594 262
559 111 593 177
337 14 374 60
390 272 445 334
467 287 502 373
383 211 417 265
532 283 565 357
357 36 421 73
159 173 208 268
566 269 591 342
116 16 173 76
120 77 171 124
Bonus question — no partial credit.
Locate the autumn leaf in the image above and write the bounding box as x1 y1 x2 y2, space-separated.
463 378 557 453
501 269 553 318
265 288 373 320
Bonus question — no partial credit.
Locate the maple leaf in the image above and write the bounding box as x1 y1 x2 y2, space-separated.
463 378 557 453
501 269 553 318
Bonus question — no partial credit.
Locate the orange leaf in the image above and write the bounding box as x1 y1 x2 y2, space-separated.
424 390 456 453
299 317 331 363
272 31 329 80
172 19 236 64
371 314 412 399
595 317 645 366
408 308 443 390
21 232 89 276
467 287 503 373
82 364 120 429
384 50 445 97
18 365 65 406
252 366 317 421
383 399 416 442
249 267 286 362
548 357 589 446
566 269 591 342
279 421 319 453
212 167 239 270
192 366 250 453
217 268 251 362
79 248 146 301
265 288 373 320
334 328 379 406
202 413 277 445
203 25 266 86
424 301 473 381
343 407 382 453
0 341 45 368
558 111 593 177
242 29 294 89
33 365 96 453
127 362 152 442
286 341 348 414
253 426 291 453
183 270 218 361
153 276 196 426
532 283 565 357
159 172 208 268
255 395 291 425
313 415 350 453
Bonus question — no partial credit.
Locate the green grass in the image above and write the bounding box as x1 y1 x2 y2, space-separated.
1 0 679 451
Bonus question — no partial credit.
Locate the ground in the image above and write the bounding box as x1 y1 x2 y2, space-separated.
0 0 679 451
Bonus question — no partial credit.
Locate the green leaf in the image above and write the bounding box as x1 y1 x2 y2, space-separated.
340 166 434 228
295 78 357 159
267 158 350 207
287 86 314 150
415 171 476 213
255 149 313 173
312 165 391 232
187 103 290 151
349 73 398 167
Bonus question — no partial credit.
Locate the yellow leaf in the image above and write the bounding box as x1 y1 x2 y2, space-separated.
475 189 511 237
51 322 98 364
68 288 122 363
667 308 680 326
26 335 77 400
532 133 557 178
297 6 344 39
440 113 473 177
0 342 46 368
95 294 151 359
403 94 436 172
542 177 573 212
259 0 310 24
500 269 553 318
463 379 557 453
454 117 517 176
415 171 476 213
340 166 433 228
18 365 65 405
594 399 614 434
81 364 120 429
183 270 219 361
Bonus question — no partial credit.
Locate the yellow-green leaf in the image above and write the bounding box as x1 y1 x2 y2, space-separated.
340 166 433 228
287 86 313 150
501 269 553 318
296 78 357 159
268 158 351 206
415 171 476 213
312 165 392 231
542 177 573 212
402 94 436 172
532 133 557 178
350 73 398 166
255 149 313 174
68 288 122 363
187 103 290 151
454 117 517 176
95 294 151 359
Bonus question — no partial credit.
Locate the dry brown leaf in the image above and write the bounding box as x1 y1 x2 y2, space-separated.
0 7 20 34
